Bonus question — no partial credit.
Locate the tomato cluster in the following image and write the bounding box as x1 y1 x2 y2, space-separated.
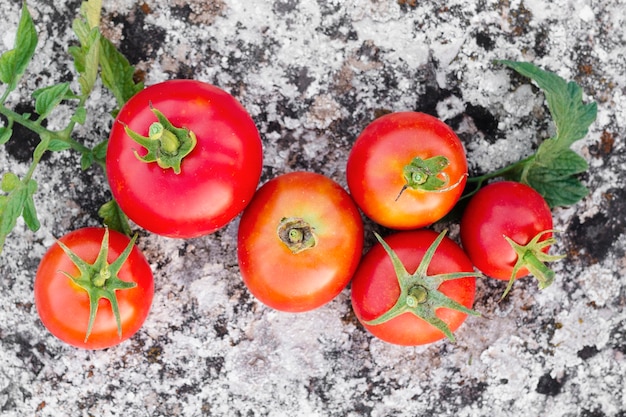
35 80 561 349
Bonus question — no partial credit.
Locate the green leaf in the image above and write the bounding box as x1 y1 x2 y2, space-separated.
100 36 144 107
77 29 101 97
1 173 20 192
98 200 132 236
0 127 12 145
0 2 38 91
497 60 598 208
80 151 94 170
92 139 108 160
71 106 87 124
68 44 86 74
71 0 101 47
81 0 102 30
0 177 39 254
33 134 50 162
499 61 598 149
70 1 102 99
33 82 71 119
47 139 73 152
22 179 39 231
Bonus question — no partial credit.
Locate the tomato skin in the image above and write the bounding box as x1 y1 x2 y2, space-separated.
106 80 263 238
460 181 553 280
346 112 468 229
237 171 364 312
34 228 154 349
351 229 476 346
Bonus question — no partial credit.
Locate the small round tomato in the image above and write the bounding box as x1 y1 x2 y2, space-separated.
347 111 468 230
34 228 154 349
106 80 263 238
351 229 477 346
460 181 561 295
237 171 364 312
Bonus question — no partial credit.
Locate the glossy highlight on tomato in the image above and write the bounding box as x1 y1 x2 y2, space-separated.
347 111 468 229
106 80 263 238
34 228 154 349
237 171 364 312
351 229 476 346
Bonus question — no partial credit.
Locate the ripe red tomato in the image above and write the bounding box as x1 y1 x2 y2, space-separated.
106 80 263 238
351 229 477 346
460 181 560 294
346 111 468 230
34 228 154 349
237 171 364 312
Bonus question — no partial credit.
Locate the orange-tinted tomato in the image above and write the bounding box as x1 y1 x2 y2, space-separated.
237 172 364 312
347 112 467 229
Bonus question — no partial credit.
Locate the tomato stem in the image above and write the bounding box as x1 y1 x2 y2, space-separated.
501 229 565 299
149 122 180 155
396 155 452 201
463 156 534 200
364 230 481 342
123 104 197 174
277 217 317 254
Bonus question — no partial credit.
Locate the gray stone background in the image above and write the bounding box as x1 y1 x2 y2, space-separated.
1 0 625 416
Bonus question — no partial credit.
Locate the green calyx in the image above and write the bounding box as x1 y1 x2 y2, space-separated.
365 230 481 343
123 105 197 174
57 228 138 343
277 217 317 254
502 229 565 299
396 156 464 201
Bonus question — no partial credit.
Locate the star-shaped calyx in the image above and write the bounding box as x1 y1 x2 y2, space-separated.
56 229 138 342
122 104 197 174
502 229 565 299
365 230 481 342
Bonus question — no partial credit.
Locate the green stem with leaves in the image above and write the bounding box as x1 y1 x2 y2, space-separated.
462 60 597 209
0 0 143 254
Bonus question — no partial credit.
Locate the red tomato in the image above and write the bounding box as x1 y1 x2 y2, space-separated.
106 80 263 238
351 229 477 346
34 228 154 349
237 171 364 312
347 112 468 229
460 181 559 292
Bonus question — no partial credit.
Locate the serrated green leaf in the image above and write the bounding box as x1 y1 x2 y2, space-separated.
33 82 71 119
100 36 144 107
98 200 132 236
0 127 12 145
527 175 589 208
0 2 38 91
498 60 598 150
535 148 588 178
497 60 597 208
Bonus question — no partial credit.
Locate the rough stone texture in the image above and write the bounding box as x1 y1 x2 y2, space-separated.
1 0 625 416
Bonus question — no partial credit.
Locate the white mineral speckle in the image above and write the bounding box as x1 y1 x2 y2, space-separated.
1 0 625 416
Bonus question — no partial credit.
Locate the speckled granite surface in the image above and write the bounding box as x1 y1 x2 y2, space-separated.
1 0 625 416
